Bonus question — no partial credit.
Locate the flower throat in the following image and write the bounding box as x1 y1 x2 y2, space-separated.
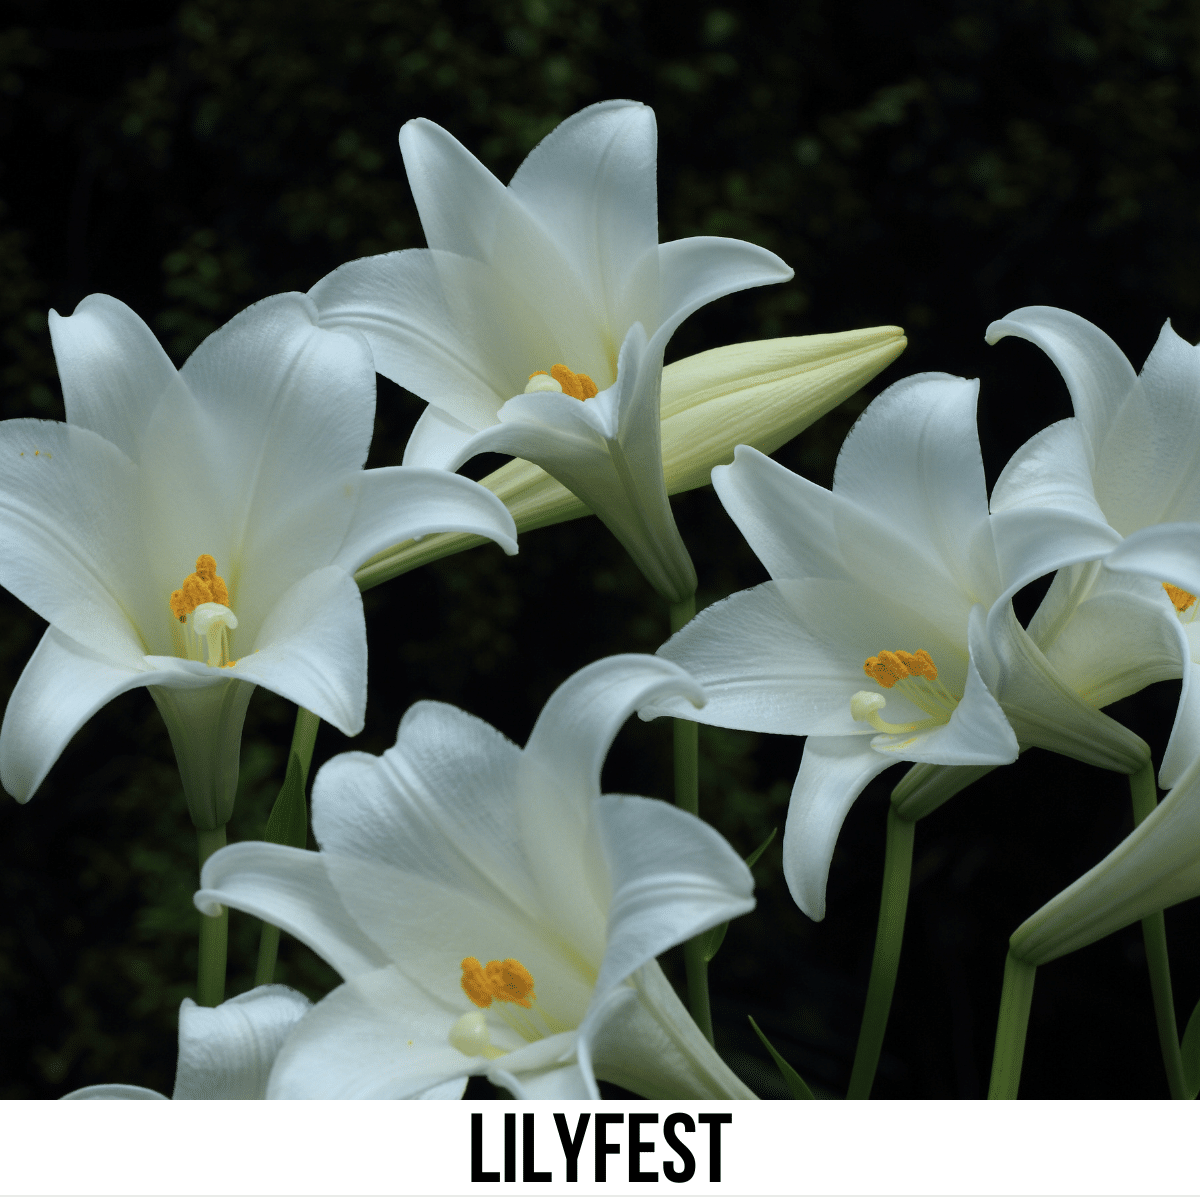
169 555 238 668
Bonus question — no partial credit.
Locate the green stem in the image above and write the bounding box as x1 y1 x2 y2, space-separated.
987 951 1036 1098
1129 763 1186 1099
669 593 713 1044
255 707 321 987
846 804 915 1098
254 924 281 988
196 825 228 1007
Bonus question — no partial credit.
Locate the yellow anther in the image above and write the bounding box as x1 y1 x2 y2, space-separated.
169 555 231 621
460 957 494 1009
485 958 536 1008
864 651 906 688
461 955 537 1009
550 363 597 400
1164 583 1197 614
864 647 937 688
525 364 598 400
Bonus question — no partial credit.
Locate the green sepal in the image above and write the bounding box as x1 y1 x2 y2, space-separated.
263 749 308 849
1181 994 1200 1099
699 828 777 963
748 1015 815 1099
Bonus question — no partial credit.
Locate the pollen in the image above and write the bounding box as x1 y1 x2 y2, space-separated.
525 363 598 400
460 957 494 1009
170 555 230 621
460 955 536 1010
864 648 938 689
1163 583 1197 614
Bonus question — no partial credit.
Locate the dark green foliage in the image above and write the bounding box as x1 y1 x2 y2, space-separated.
2 0 1200 1097
749 1014 815 1099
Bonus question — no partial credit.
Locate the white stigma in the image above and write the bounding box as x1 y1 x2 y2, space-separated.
524 373 563 394
192 602 238 668
850 691 886 722
449 1011 505 1060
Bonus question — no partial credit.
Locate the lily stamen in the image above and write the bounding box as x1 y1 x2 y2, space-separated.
852 648 959 735
1163 582 1198 619
524 364 599 400
168 555 238 667
459 955 554 1042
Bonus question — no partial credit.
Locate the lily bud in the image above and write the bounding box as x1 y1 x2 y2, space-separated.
355 326 906 590
1010 755 1200 966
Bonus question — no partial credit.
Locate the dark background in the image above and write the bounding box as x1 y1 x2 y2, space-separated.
1 0 1198 1099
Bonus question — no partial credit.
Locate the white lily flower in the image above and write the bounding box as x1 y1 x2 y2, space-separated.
61 985 312 1100
1011 748 1200 965
0 292 518 828
195 655 756 1100
985 307 1200 785
311 100 793 602
641 373 1149 919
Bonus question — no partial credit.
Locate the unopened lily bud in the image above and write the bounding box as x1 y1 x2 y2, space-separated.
1010 756 1200 966
355 327 907 590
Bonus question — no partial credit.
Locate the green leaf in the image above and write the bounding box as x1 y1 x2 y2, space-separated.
699 919 728 963
1181 994 1200 1099
699 828 778 963
748 1015 815 1099
263 750 308 849
744 826 777 869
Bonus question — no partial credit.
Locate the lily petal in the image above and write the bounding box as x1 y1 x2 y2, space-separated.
268 966 482 1098
986 306 1138 461
1029 565 1183 711
1162 635 1200 788
591 794 753 1005
61 1084 167 1100
507 101 660 327
590 962 755 1100
1105 521 1200 597
0 419 147 660
1101 320 1200 529
196 842 390 980
48 294 182 462
657 235 793 341
832 373 998 613
1 628 169 803
311 700 536 917
173 985 312 1099
330 466 517 570
783 735 894 921
402 404 483 470
227 565 366 736
312 248 578 431
399 118 515 259
711 445 844 582
524 654 705 816
981 603 1149 775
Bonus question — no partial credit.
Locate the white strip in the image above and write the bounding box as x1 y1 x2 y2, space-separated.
8 1101 1197 1196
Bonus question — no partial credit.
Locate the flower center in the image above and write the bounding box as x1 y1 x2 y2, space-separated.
851 648 959 735
1163 582 1198 620
169 554 238 668
524 363 598 400
451 956 564 1057
461 956 536 1009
